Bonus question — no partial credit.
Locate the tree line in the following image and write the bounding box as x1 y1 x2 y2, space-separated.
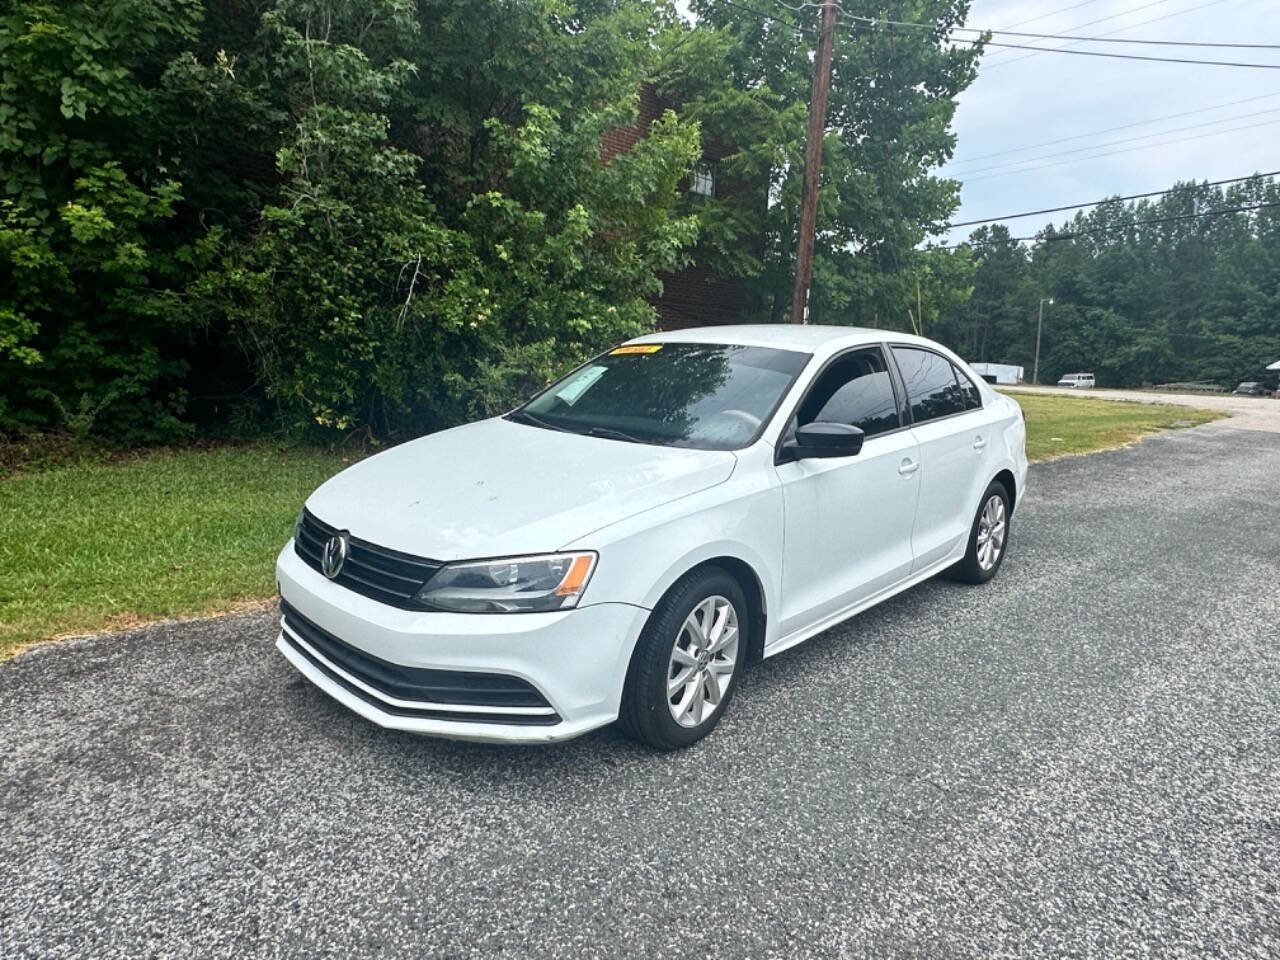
0 0 977 443
1 1 1275 446
936 178 1280 388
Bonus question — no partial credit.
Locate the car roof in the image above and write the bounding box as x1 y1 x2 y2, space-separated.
625 324 942 355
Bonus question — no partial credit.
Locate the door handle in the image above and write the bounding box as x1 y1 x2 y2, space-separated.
898 458 920 477
973 436 988 451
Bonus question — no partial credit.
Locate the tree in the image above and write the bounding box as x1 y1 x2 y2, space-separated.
957 175 1280 386
657 0 981 329
186 0 701 438
0 0 206 441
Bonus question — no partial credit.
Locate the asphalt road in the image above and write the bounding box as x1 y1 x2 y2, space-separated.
3 425 1279 959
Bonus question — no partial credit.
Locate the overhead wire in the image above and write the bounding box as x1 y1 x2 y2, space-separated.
999 0 1105 32
948 92 1280 167
945 170 1280 228
954 107 1280 177
961 117 1280 183
938 201 1280 249
977 0 1176 64
845 11 1280 49
980 0 1232 70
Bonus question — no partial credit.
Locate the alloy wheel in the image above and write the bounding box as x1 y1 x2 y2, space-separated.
666 595 739 728
976 494 1007 571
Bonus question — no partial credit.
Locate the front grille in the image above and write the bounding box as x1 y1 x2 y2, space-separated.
294 508 441 608
280 601 559 724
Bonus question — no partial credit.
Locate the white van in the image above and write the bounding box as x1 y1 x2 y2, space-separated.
1057 372 1095 389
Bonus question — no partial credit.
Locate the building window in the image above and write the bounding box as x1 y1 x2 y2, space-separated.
690 161 714 198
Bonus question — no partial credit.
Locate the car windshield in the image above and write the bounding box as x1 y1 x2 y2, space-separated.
510 342 811 450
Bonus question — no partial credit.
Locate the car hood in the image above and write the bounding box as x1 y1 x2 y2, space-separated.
304 417 737 561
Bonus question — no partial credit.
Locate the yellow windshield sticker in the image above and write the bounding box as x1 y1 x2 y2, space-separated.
610 344 663 355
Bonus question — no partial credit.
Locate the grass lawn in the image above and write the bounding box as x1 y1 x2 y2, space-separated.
1 445 348 660
1 393 1226 659
1003 390 1225 461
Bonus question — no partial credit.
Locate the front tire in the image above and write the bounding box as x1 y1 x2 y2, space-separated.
952 481 1011 584
618 567 747 750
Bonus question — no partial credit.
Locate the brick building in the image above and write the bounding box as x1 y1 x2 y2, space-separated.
602 85 756 329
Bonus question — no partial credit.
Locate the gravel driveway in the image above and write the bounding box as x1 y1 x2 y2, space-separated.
3 425 1279 958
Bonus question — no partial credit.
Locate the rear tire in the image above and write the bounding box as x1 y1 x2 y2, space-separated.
618 567 748 750
952 481 1011 584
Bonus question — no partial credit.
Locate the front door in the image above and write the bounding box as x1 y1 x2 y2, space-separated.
775 346 922 637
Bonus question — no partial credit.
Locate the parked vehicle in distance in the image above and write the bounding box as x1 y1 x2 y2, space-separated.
1234 381 1271 397
970 362 1024 386
1057 372 1095 389
276 326 1028 749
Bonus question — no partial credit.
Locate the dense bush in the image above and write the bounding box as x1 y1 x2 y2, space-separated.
0 0 208 442
6 0 1272 443
1 0 701 442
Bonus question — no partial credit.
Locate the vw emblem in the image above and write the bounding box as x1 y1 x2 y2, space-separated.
321 532 349 579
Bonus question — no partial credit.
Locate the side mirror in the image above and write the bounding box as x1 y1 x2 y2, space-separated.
783 421 865 461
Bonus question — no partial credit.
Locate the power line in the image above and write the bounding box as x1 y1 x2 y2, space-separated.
981 0 1230 71
961 117 1280 183
940 201 1280 249
946 171 1280 228
955 107 1280 178
979 0 1183 65
957 36 1280 69
978 0 1175 63
948 92 1280 167
1000 0 1105 32
719 0 815 36
844 13 1280 49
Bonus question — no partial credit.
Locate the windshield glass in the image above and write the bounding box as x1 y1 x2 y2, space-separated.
511 342 811 450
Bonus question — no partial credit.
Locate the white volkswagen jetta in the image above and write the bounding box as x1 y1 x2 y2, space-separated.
276 325 1027 749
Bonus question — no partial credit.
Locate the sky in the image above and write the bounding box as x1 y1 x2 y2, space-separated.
940 0 1279 244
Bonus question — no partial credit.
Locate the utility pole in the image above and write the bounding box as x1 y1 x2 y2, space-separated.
789 0 838 324
1032 297 1053 384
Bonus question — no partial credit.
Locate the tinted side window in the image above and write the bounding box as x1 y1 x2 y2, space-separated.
798 348 901 438
892 347 966 423
954 364 982 410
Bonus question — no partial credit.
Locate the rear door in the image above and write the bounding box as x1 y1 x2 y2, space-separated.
774 345 920 636
890 346 994 572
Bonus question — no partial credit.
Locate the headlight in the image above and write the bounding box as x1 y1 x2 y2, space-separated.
414 552 597 613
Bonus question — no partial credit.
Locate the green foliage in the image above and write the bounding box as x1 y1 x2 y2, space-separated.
944 177 1280 387
188 0 702 438
1 0 701 442
0 0 205 442
661 0 980 325
16 0 1269 443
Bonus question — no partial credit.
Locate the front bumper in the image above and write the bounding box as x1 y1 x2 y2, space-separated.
275 543 649 743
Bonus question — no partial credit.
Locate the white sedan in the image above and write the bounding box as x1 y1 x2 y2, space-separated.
276 325 1028 749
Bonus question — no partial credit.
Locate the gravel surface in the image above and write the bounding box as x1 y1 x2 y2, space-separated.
3 425 1279 959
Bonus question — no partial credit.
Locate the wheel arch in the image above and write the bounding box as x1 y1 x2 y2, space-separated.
646 554 770 666
992 468 1017 511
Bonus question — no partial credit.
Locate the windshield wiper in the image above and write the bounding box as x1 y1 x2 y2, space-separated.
586 426 646 444
507 409 571 433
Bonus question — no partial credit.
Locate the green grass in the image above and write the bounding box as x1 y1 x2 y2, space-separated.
1004 390 1225 462
1 445 347 660
0 393 1227 659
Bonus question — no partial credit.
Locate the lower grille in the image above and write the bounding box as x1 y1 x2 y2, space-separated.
280 601 559 725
